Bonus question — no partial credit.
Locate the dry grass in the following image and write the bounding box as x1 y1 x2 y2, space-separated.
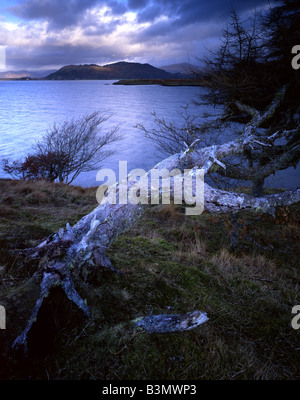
211 249 278 282
173 231 207 263
0 181 299 380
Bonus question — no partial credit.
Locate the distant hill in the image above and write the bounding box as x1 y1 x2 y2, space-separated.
0 70 30 79
159 63 196 76
0 69 55 79
43 61 181 80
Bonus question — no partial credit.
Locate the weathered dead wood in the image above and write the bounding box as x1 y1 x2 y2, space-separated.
11 88 300 354
134 311 209 333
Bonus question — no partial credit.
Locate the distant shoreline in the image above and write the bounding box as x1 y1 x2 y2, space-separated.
0 77 203 86
0 77 39 81
113 78 203 86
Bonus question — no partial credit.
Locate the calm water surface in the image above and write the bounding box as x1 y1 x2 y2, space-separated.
0 80 298 188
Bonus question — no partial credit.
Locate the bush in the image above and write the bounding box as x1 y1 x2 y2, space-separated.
2 111 120 184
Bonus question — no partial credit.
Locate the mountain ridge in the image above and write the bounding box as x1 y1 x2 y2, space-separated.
43 61 186 80
159 62 195 76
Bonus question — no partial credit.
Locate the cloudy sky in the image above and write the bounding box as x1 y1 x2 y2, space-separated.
0 0 276 71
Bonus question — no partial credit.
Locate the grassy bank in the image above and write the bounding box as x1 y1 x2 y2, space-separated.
0 178 299 380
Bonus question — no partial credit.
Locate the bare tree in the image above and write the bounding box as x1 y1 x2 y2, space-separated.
181 4 300 196
136 105 227 156
35 111 121 184
193 9 268 112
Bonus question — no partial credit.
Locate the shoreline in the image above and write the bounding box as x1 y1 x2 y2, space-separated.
113 78 203 86
0 77 204 86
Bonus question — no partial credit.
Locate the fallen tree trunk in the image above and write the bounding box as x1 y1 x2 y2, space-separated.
11 89 300 354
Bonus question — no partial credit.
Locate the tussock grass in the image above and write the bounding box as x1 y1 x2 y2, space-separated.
0 179 299 380
211 249 278 282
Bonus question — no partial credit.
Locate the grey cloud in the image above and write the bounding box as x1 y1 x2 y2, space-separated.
105 0 128 15
82 24 117 36
8 0 271 31
8 0 128 29
9 0 97 28
135 19 172 40
177 0 274 25
136 4 163 22
80 9 122 36
4 0 276 71
6 41 130 70
127 0 149 10
135 0 271 25
132 0 270 45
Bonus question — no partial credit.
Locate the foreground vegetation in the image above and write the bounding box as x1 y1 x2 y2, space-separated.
0 178 299 380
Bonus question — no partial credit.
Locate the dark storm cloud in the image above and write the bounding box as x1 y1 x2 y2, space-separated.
80 8 122 36
176 0 275 25
8 0 128 29
104 0 128 15
8 0 272 28
135 19 172 40
9 0 96 28
137 4 162 23
127 0 149 10
134 0 273 24
6 41 127 70
132 0 273 43
4 0 278 70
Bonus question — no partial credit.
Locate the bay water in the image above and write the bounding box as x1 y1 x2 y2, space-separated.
0 80 298 189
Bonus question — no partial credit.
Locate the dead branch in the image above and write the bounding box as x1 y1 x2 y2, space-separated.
134 311 209 333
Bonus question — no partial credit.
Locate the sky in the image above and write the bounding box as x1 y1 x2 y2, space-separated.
0 0 278 72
